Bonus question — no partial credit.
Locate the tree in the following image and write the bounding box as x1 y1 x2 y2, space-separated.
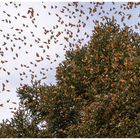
0 22 139 138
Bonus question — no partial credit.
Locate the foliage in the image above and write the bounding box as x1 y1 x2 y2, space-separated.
0 22 139 138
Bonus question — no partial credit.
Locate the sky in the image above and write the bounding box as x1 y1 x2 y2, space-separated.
0 1 140 122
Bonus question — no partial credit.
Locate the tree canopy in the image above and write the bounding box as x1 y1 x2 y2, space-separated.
0 22 139 138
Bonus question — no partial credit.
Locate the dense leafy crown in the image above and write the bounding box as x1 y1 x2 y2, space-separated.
0 22 139 138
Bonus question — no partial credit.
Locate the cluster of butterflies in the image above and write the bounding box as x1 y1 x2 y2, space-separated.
0 2 140 110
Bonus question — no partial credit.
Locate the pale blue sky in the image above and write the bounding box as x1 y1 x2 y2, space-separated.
0 2 140 122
